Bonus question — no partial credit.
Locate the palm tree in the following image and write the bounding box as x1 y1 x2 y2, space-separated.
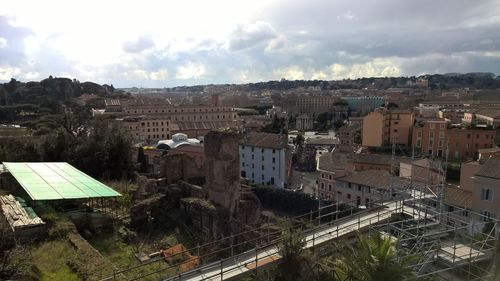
275 224 313 281
335 232 418 281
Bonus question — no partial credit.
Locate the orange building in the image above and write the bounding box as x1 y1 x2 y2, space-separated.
362 109 414 148
412 120 496 160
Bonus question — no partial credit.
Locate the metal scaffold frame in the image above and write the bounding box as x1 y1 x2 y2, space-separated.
368 194 499 281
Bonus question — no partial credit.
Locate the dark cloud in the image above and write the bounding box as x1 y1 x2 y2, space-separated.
228 21 278 51
2 1 500 86
122 35 155 53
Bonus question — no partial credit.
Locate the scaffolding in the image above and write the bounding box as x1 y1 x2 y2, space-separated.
368 193 499 281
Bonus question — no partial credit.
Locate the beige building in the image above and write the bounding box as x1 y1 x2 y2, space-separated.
122 116 177 142
296 94 338 114
362 109 414 148
399 158 443 185
118 98 239 142
460 161 483 192
471 157 500 222
463 109 500 128
316 152 351 200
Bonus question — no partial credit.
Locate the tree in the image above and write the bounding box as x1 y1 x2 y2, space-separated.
137 147 148 173
262 114 287 134
315 112 332 131
275 225 312 281
295 133 305 168
335 232 418 281
387 102 399 109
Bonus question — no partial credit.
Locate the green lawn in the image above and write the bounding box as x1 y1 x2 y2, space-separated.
31 240 80 281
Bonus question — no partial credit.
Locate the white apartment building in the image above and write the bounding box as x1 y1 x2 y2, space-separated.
239 132 290 188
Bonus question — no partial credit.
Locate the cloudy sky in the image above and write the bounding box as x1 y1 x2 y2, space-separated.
1 0 500 87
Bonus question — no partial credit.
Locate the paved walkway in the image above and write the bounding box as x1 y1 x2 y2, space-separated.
164 202 401 281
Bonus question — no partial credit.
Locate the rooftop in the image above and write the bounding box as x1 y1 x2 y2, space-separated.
104 99 121 106
444 186 472 209
353 153 408 166
475 157 500 180
318 152 352 171
175 121 236 131
242 132 288 150
3 162 121 201
157 133 201 149
337 170 426 190
475 109 500 118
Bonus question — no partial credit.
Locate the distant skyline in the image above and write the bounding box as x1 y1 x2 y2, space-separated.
1 0 500 87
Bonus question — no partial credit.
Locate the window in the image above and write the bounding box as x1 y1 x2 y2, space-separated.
482 188 493 201
429 132 434 138
322 173 325 179
462 210 469 217
242 153 245 158
242 162 245 167
252 154 254 160
328 184 332 192
417 131 422 137
482 210 492 221
262 156 264 161
393 129 398 133
329 174 332 180
261 165 265 170
394 121 399 125
347 193 351 199
261 174 264 181
430 123 435 129
272 157 275 163
272 149 276 153
261 148 264 153
358 185 362 191
440 123 445 129
416 139 421 147
321 183 324 190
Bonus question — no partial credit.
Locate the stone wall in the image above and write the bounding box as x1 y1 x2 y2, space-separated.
160 153 205 184
204 129 242 215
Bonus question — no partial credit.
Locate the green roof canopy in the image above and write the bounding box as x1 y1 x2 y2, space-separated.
3 162 121 200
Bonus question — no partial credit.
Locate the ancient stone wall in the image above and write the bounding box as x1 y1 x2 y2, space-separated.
160 153 205 184
204 129 242 215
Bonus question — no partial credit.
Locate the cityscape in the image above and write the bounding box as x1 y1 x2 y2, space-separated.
1 1 500 281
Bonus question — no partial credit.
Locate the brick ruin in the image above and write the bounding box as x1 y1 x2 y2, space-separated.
130 129 261 240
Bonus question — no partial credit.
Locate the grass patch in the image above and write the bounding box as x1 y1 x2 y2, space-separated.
31 240 80 281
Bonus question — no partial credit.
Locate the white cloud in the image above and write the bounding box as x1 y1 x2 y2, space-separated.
0 67 21 80
150 69 169 80
0 37 7 48
274 66 305 80
176 62 206 79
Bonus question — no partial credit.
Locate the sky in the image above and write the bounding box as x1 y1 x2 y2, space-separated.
1 0 500 87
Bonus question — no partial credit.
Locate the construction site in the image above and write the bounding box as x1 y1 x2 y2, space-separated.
96 137 499 281
1 130 498 281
